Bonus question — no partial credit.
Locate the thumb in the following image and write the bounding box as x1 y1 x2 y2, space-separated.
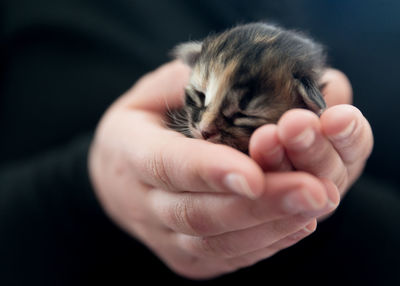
130 121 265 199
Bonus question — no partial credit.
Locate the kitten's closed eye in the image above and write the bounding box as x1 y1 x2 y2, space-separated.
170 22 327 153
221 110 267 130
233 115 268 128
185 87 205 108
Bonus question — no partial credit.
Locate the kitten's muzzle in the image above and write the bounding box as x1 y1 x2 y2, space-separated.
199 121 219 140
201 130 218 140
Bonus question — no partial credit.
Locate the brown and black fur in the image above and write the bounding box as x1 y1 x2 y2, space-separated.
168 23 327 153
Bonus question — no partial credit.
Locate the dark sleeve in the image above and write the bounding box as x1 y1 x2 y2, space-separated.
0 134 172 286
0 134 113 284
0 134 97 236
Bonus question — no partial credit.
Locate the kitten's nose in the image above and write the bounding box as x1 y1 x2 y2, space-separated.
199 121 218 140
201 130 217 140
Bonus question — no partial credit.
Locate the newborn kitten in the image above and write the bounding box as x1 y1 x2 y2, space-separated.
168 23 327 153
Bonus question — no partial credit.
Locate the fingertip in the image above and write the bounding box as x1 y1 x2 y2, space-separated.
304 219 318 233
249 124 279 157
197 142 265 199
321 68 353 106
278 109 320 139
320 104 362 137
277 109 320 150
264 171 329 215
298 173 329 210
249 125 290 172
319 178 341 207
126 60 192 111
322 105 374 162
157 59 192 76
314 178 342 221
319 105 374 184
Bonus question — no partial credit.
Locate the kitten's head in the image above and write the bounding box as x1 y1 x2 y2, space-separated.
173 23 326 153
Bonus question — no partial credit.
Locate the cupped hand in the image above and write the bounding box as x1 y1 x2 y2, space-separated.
250 69 374 199
88 61 338 279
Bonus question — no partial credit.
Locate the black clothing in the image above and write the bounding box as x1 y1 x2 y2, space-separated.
1 0 399 285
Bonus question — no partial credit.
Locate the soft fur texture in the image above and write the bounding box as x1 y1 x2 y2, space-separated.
168 23 327 153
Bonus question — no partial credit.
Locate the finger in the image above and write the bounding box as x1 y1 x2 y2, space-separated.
224 220 316 269
267 219 317 250
176 215 314 259
121 60 191 112
123 113 265 198
148 172 338 236
320 105 374 184
249 68 352 173
277 109 349 192
249 124 293 172
320 68 353 107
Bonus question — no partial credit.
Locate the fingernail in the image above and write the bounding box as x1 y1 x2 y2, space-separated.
332 120 356 141
223 173 257 199
287 223 316 240
288 128 315 149
288 230 308 240
262 145 284 166
282 190 325 214
303 221 317 233
327 199 338 209
263 144 281 156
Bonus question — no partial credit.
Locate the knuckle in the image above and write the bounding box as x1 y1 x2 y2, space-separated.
168 198 190 232
146 150 173 190
169 196 211 236
206 237 237 258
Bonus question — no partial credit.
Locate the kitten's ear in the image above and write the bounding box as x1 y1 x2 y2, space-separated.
295 77 327 116
172 41 202 67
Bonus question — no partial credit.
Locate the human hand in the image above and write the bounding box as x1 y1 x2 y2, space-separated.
250 69 374 203
88 61 339 279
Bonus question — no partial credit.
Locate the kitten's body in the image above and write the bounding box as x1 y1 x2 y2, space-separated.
168 23 327 153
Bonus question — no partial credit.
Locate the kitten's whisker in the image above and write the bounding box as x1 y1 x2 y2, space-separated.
162 94 173 115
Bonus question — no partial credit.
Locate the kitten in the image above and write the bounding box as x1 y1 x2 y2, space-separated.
168 23 327 153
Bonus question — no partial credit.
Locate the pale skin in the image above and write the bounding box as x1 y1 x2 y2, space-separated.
89 61 373 279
